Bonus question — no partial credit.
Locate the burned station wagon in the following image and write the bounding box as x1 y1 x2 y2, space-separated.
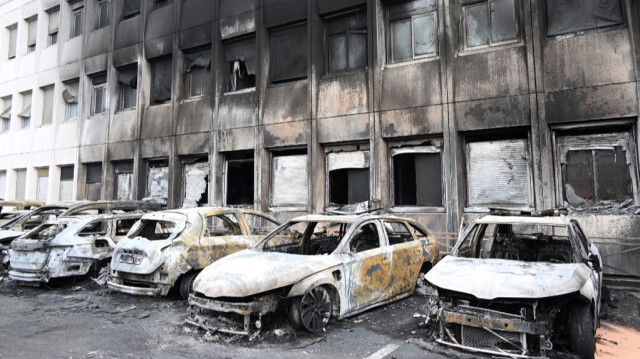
187 214 439 335
425 209 602 359
107 208 280 299
8 213 143 284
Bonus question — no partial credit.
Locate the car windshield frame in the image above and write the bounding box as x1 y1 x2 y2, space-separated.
256 219 354 255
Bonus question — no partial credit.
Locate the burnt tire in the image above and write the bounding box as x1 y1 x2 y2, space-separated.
569 303 595 359
290 286 332 333
179 271 198 300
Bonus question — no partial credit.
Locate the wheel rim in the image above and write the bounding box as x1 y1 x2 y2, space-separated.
300 286 332 332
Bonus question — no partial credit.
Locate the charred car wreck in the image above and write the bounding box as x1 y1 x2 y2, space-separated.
107 208 280 298
187 214 439 335
425 209 602 359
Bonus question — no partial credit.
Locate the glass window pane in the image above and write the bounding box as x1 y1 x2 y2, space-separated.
329 35 347 73
491 0 518 43
413 14 437 56
67 103 78 121
348 33 367 70
595 147 633 202
464 3 490 48
270 24 307 82
391 20 412 62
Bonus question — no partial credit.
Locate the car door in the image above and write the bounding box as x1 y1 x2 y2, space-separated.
382 220 425 296
572 221 602 316
195 212 255 268
341 220 393 313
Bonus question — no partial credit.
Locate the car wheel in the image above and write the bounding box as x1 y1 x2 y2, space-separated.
291 286 332 333
569 302 595 359
179 271 198 300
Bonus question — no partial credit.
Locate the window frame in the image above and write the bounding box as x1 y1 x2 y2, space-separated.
41 85 55 126
7 24 18 59
324 8 368 75
96 0 110 29
71 7 84 38
324 146 370 209
387 3 438 64
223 152 254 207
543 0 625 38
458 0 521 52
269 149 309 211
1 96 11 133
46 8 59 46
26 17 38 54
269 22 308 84
91 76 107 116
19 91 32 130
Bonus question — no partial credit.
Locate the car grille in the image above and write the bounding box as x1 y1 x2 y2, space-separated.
461 325 521 349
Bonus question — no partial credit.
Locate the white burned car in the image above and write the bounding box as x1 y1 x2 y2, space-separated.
8 213 141 284
107 208 280 299
187 214 439 335
425 209 602 359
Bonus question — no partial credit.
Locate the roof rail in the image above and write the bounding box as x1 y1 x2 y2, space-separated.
488 208 568 217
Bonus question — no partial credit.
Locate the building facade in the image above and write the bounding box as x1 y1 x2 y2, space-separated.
1 0 639 279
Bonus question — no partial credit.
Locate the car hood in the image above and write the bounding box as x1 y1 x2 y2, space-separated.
193 250 342 298
425 255 591 300
111 237 173 274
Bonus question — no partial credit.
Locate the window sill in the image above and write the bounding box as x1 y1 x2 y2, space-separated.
321 68 368 80
182 96 208 104
117 107 136 113
223 88 256 96
389 206 445 214
89 113 106 118
545 24 626 42
150 102 171 107
385 55 439 69
464 205 533 214
268 77 308 89
457 41 523 57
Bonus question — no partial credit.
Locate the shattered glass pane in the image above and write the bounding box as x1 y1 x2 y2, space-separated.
391 20 412 62
490 0 518 43
348 32 367 70
413 13 436 56
564 150 595 206
464 3 490 48
183 161 209 208
595 147 633 202
329 35 347 72
147 165 169 205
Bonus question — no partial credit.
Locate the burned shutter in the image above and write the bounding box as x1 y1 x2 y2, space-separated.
114 161 133 200
270 23 307 83
147 160 169 205
466 139 532 207
59 165 74 201
15 169 27 200
546 0 623 36
326 151 370 205
86 163 102 201
183 160 209 208
184 49 211 97
41 85 54 125
151 56 172 104
271 153 308 207
62 81 79 104
36 168 49 203
123 0 141 19
184 49 211 73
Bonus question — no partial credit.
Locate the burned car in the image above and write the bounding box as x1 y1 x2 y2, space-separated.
0 200 44 225
186 214 439 335
107 208 280 299
8 213 142 284
425 209 602 359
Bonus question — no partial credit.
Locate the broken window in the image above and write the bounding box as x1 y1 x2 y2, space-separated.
383 220 414 245
225 36 256 92
460 0 519 50
26 17 37 53
131 219 179 241
117 65 137 110
146 159 169 205
97 0 109 29
62 80 79 121
225 151 253 206
184 48 211 99
41 85 54 126
388 0 438 63
349 223 381 253
90 73 107 115
116 218 137 236
327 150 369 206
243 213 279 236
270 23 307 83
546 0 623 36
59 165 74 200
85 162 102 201
36 168 49 203
206 214 241 236
79 220 109 236
556 130 636 207
15 169 26 200
325 8 367 74
271 151 308 208
114 161 133 201
7 24 17 59
391 147 442 207
70 2 84 38
19 91 31 129
122 0 141 20
1 96 11 132
151 56 172 105
182 158 209 208
465 138 532 208
47 8 59 46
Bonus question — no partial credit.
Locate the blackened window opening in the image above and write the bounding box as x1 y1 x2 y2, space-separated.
226 153 254 206
546 0 623 36
225 37 256 92
151 56 172 105
394 152 442 207
270 23 308 83
329 168 369 205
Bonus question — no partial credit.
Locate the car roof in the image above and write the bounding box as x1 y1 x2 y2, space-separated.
289 213 419 224
475 214 573 226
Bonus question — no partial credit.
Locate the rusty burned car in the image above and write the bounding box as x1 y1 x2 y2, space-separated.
107 208 280 299
8 212 143 284
186 214 439 335
425 209 602 359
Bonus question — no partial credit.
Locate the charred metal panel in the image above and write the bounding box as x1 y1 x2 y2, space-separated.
140 138 171 159
318 114 370 144
145 35 173 59
108 141 136 161
455 95 530 132
109 111 138 142
263 0 307 28
177 98 213 135
83 54 108 75
380 105 443 138
543 29 635 91
113 45 140 68
545 83 638 124
381 60 441 110
318 72 369 118
85 28 111 58
179 23 213 50
263 121 310 148
217 92 258 130
142 105 173 139
263 81 309 124
180 0 214 30
114 16 142 50
217 128 255 152
453 47 528 102
316 0 367 15
145 3 175 41
176 133 209 156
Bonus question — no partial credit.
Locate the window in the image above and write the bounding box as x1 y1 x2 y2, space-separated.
151 56 172 105
122 0 141 20
62 80 79 121
465 138 532 208
388 0 438 63
383 220 415 245
0 171 6 197
184 48 211 98
243 213 279 236
59 165 74 200
85 162 102 200
97 0 110 29
271 151 308 208
47 8 59 46
154 0 172 9
183 157 209 208
349 223 381 253
460 0 519 50
15 169 27 200
114 161 133 200
41 85 55 126
270 23 307 83
26 17 37 53
1 96 11 133
147 159 169 205
225 36 256 92
36 168 49 203
19 92 32 129
546 0 623 36
327 150 369 205
117 66 137 110
556 129 637 208
90 73 107 115
70 2 84 38
7 25 17 59
391 147 442 207
225 151 253 206
325 8 367 74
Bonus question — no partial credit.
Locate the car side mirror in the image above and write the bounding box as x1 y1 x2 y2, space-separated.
588 253 602 273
